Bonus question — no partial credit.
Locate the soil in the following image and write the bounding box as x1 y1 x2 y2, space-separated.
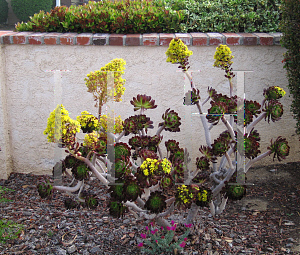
229 161 300 253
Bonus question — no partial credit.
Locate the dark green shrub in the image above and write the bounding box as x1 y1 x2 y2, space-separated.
280 0 300 136
11 0 53 23
0 0 8 24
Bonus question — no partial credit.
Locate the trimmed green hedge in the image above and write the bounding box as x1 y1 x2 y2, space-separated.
280 0 300 136
11 0 53 23
0 0 8 24
15 0 282 33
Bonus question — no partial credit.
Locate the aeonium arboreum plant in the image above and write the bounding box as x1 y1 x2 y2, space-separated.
38 40 289 246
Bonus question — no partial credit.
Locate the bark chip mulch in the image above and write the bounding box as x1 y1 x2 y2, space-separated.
0 161 299 255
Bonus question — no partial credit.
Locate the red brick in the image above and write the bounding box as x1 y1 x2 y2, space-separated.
253 33 274 46
109 34 124 46
60 33 77 45
92 33 109 46
44 33 62 45
125 34 141 46
175 33 191 45
207 33 223 45
76 33 92 45
28 33 47 45
159 33 174 46
0 32 17 44
238 33 258 46
142 33 158 46
190 33 208 46
13 32 34 44
222 33 241 45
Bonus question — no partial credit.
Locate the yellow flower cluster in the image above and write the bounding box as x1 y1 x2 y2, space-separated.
84 59 126 108
177 185 193 204
99 115 123 134
274 86 286 97
166 38 193 66
83 131 100 149
197 189 208 202
43 104 81 143
140 158 158 176
213 44 234 69
160 158 172 174
76 111 99 130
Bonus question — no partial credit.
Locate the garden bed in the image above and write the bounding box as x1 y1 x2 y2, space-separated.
0 162 299 254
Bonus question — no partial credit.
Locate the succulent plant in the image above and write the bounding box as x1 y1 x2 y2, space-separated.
242 130 261 159
114 142 131 161
207 101 228 125
263 86 286 100
130 94 157 111
165 37 193 71
196 156 210 171
245 100 261 117
108 180 125 202
212 136 231 157
37 179 53 199
123 177 143 202
129 135 142 149
139 149 159 160
71 162 90 181
199 146 216 163
108 200 128 218
123 115 153 135
84 193 99 209
64 197 80 210
268 136 290 161
159 108 181 132
63 155 80 169
135 115 154 133
165 139 180 154
175 185 194 209
76 111 100 133
113 158 131 179
159 174 173 190
195 187 212 207
263 100 284 123
144 191 167 214
226 183 246 200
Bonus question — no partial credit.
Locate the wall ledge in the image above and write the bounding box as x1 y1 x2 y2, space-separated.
0 31 283 46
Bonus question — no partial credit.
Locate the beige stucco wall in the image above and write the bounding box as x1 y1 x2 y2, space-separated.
0 44 299 180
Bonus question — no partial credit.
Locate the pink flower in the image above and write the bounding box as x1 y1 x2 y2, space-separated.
184 238 187 241
171 224 177 231
166 226 172 231
171 220 175 225
179 241 186 248
145 226 149 231
161 236 165 239
184 223 193 228
155 240 158 243
138 243 144 247
161 226 164 231
150 222 154 226
141 233 147 239
151 230 157 235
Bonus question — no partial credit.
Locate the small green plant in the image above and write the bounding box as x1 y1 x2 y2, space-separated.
0 219 23 244
47 230 54 237
0 186 14 203
138 220 192 254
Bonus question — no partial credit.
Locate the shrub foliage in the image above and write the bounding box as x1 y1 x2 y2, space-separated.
280 0 300 135
0 0 8 24
15 0 282 33
11 0 53 23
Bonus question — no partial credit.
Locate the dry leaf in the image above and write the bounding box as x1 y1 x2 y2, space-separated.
121 234 126 240
22 185 29 188
129 233 135 238
120 225 125 229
